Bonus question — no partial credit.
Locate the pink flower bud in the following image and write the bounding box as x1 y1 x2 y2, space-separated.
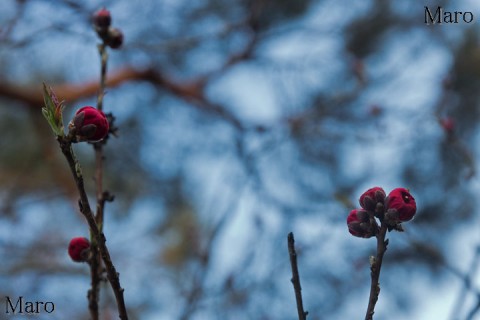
93 8 111 29
107 28 124 49
359 187 386 211
440 117 454 134
385 188 416 222
69 106 109 142
68 237 90 262
347 209 375 238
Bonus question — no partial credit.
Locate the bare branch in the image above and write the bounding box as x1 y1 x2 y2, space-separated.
288 232 308 320
448 245 480 320
57 137 128 320
365 224 388 320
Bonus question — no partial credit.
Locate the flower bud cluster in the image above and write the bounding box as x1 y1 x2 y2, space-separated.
347 187 417 238
93 8 124 49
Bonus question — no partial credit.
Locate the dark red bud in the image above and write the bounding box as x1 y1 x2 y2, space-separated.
440 117 454 134
355 209 369 222
347 209 375 238
107 28 123 49
93 8 111 29
68 237 90 262
69 106 109 142
386 188 416 222
359 187 386 211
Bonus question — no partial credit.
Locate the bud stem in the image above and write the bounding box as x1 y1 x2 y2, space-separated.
96 43 108 113
89 39 112 320
365 222 388 320
57 137 128 320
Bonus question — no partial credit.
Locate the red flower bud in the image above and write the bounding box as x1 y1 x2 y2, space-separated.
347 209 375 238
385 188 416 222
69 106 109 142
93 8 111 29
440 117 454 134
107 28 124 49
359 187 386 211
68 237 90 262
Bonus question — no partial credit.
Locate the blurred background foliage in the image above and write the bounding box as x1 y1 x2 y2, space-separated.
1 0 480 319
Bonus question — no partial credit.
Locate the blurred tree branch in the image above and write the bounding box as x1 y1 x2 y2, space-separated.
448 245 480 320
0 27 260 132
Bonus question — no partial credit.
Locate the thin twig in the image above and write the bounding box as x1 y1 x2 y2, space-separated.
88 42 109 320
288 232 308 320
365 223 388 320
177 179 247 320
58 138 128 320
447 245 480 320
87 241 100 320
96 43 107 113
466 297 480 320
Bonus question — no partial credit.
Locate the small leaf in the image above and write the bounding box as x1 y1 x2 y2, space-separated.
41 107 49 119
41 82 65 137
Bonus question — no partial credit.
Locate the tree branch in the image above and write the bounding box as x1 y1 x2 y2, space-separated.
87 42 110 320
0 20 261 131
288 232 308 320
365 223 388 320
57 137 128 320
448 245 480 320
0 66 246 130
